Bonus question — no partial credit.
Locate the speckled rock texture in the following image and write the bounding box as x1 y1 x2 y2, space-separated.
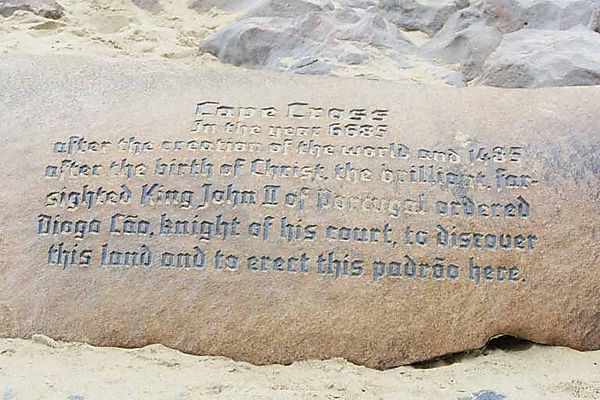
0 55 598 369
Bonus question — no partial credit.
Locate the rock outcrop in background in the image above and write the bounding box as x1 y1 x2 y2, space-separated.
2 0 598 87
199 0 600 87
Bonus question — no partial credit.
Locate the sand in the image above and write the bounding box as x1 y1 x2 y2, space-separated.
0 0 235 62
0 336 597 399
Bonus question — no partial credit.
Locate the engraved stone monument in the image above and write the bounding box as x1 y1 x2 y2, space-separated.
0 55 598 368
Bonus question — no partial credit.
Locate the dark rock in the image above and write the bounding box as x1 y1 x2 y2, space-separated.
458 390 507 400
132 0 162 15
591 9 600 32
0 0 64 19
1 54 599 369
380 0 470 36
290 58 332 74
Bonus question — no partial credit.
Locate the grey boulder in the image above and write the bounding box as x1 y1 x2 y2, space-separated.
379 0 470 36
200 0 411 74
132 0 162 14
421 7 504 80
476 27 600 87
422 0 600 81
0 0 64 19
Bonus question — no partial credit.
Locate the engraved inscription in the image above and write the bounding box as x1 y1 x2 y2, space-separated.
36 101 542 286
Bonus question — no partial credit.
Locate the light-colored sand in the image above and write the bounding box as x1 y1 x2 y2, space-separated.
0 0 235 63
0 336 598 399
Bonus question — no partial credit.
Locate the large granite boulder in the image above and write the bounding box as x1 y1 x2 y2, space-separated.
0 55 599 369
477 27 600 88
0 0 64 19
591 9 600 32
